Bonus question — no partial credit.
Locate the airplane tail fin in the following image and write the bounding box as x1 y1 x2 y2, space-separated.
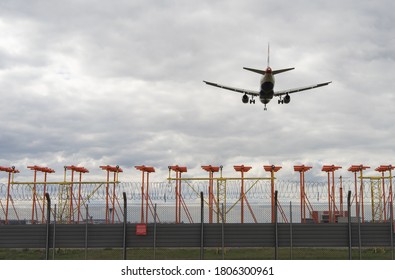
243 44 295 75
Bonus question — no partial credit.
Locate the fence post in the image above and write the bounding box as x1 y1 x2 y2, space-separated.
123 192 127 260
391 198 394 260
221 203 224 260
289 201 293 260
200 191 204 260
274 190 278 260
357 201 362 259
85 205 88 260
347 191 352 260
45 193 51 260
154 204 157 260
53 204 56 260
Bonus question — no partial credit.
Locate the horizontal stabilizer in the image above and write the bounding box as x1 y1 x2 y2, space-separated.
243 67 266 75
272 67 295 75
243 67 295 75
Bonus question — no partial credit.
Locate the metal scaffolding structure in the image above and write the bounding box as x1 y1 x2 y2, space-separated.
1 163 394 225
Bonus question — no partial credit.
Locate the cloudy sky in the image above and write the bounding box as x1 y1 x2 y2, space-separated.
0 0 394 182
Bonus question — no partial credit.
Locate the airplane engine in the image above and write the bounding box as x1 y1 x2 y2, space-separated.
242 94 249 104
284 94 290 104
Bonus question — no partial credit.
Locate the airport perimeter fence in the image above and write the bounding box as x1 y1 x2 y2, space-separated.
0 191 394 260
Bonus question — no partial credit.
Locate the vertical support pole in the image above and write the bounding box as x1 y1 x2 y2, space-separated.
45 193 51 260
234 165 252 224
69 169 74 224
77 172 82 224
221 203 225 260
264 165 282 224
360 169 365 223
53 204 56 260
274 190 278 260
340 176 343 216
323 165 342 223
209 171 213 224
5 171 11 224
112 170 117 224
354 171 359 219
289 201 293 260
201 166 220 224
200 192 204 260
154 204 157 260
42 171 48 224
141 170 145 224
176 170 180 223
135 165 154 225
331 170 336 222
106 169 110 224
123 192 127 260
271 169 275 224
357 201 362 259
327 172 331 223
146 172 150 224
241 170 245 224
301 171 305 223
381 171 387 222
390 197 394 260
347 191 352 260
32 169 37 224
100 165 123 224
85 205 88 260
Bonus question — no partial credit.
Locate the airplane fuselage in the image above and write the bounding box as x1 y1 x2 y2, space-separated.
259 67 275 105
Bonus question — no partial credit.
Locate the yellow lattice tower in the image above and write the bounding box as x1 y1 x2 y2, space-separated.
370 177 383 222
216 176 227 223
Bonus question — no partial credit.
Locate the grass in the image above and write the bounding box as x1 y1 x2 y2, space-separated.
0 247 393 260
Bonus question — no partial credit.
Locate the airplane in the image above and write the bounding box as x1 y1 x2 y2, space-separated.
203 46 332 110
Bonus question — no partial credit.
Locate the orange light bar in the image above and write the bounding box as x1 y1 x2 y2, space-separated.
201 165 220 173
135 165 155 173
263 165 282 172
169 165 187 173
27 165 55 173
294 165 312 172
0 166 20 173
100 165 123 173
234 165 252 172
322 165 342 172
66 165 89 173
375 165 395 172
347 165 370 172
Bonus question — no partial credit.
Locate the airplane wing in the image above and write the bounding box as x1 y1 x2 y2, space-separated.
274 81 332 96
203 81 260 96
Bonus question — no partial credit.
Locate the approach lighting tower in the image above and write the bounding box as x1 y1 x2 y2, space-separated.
322 165 342 223
294 165 313 223
264 165 282 223
135 165 155 224
201 165 220 223
234 165 252 223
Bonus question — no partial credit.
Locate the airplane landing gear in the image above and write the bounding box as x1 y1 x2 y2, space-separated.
250 99 255 104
